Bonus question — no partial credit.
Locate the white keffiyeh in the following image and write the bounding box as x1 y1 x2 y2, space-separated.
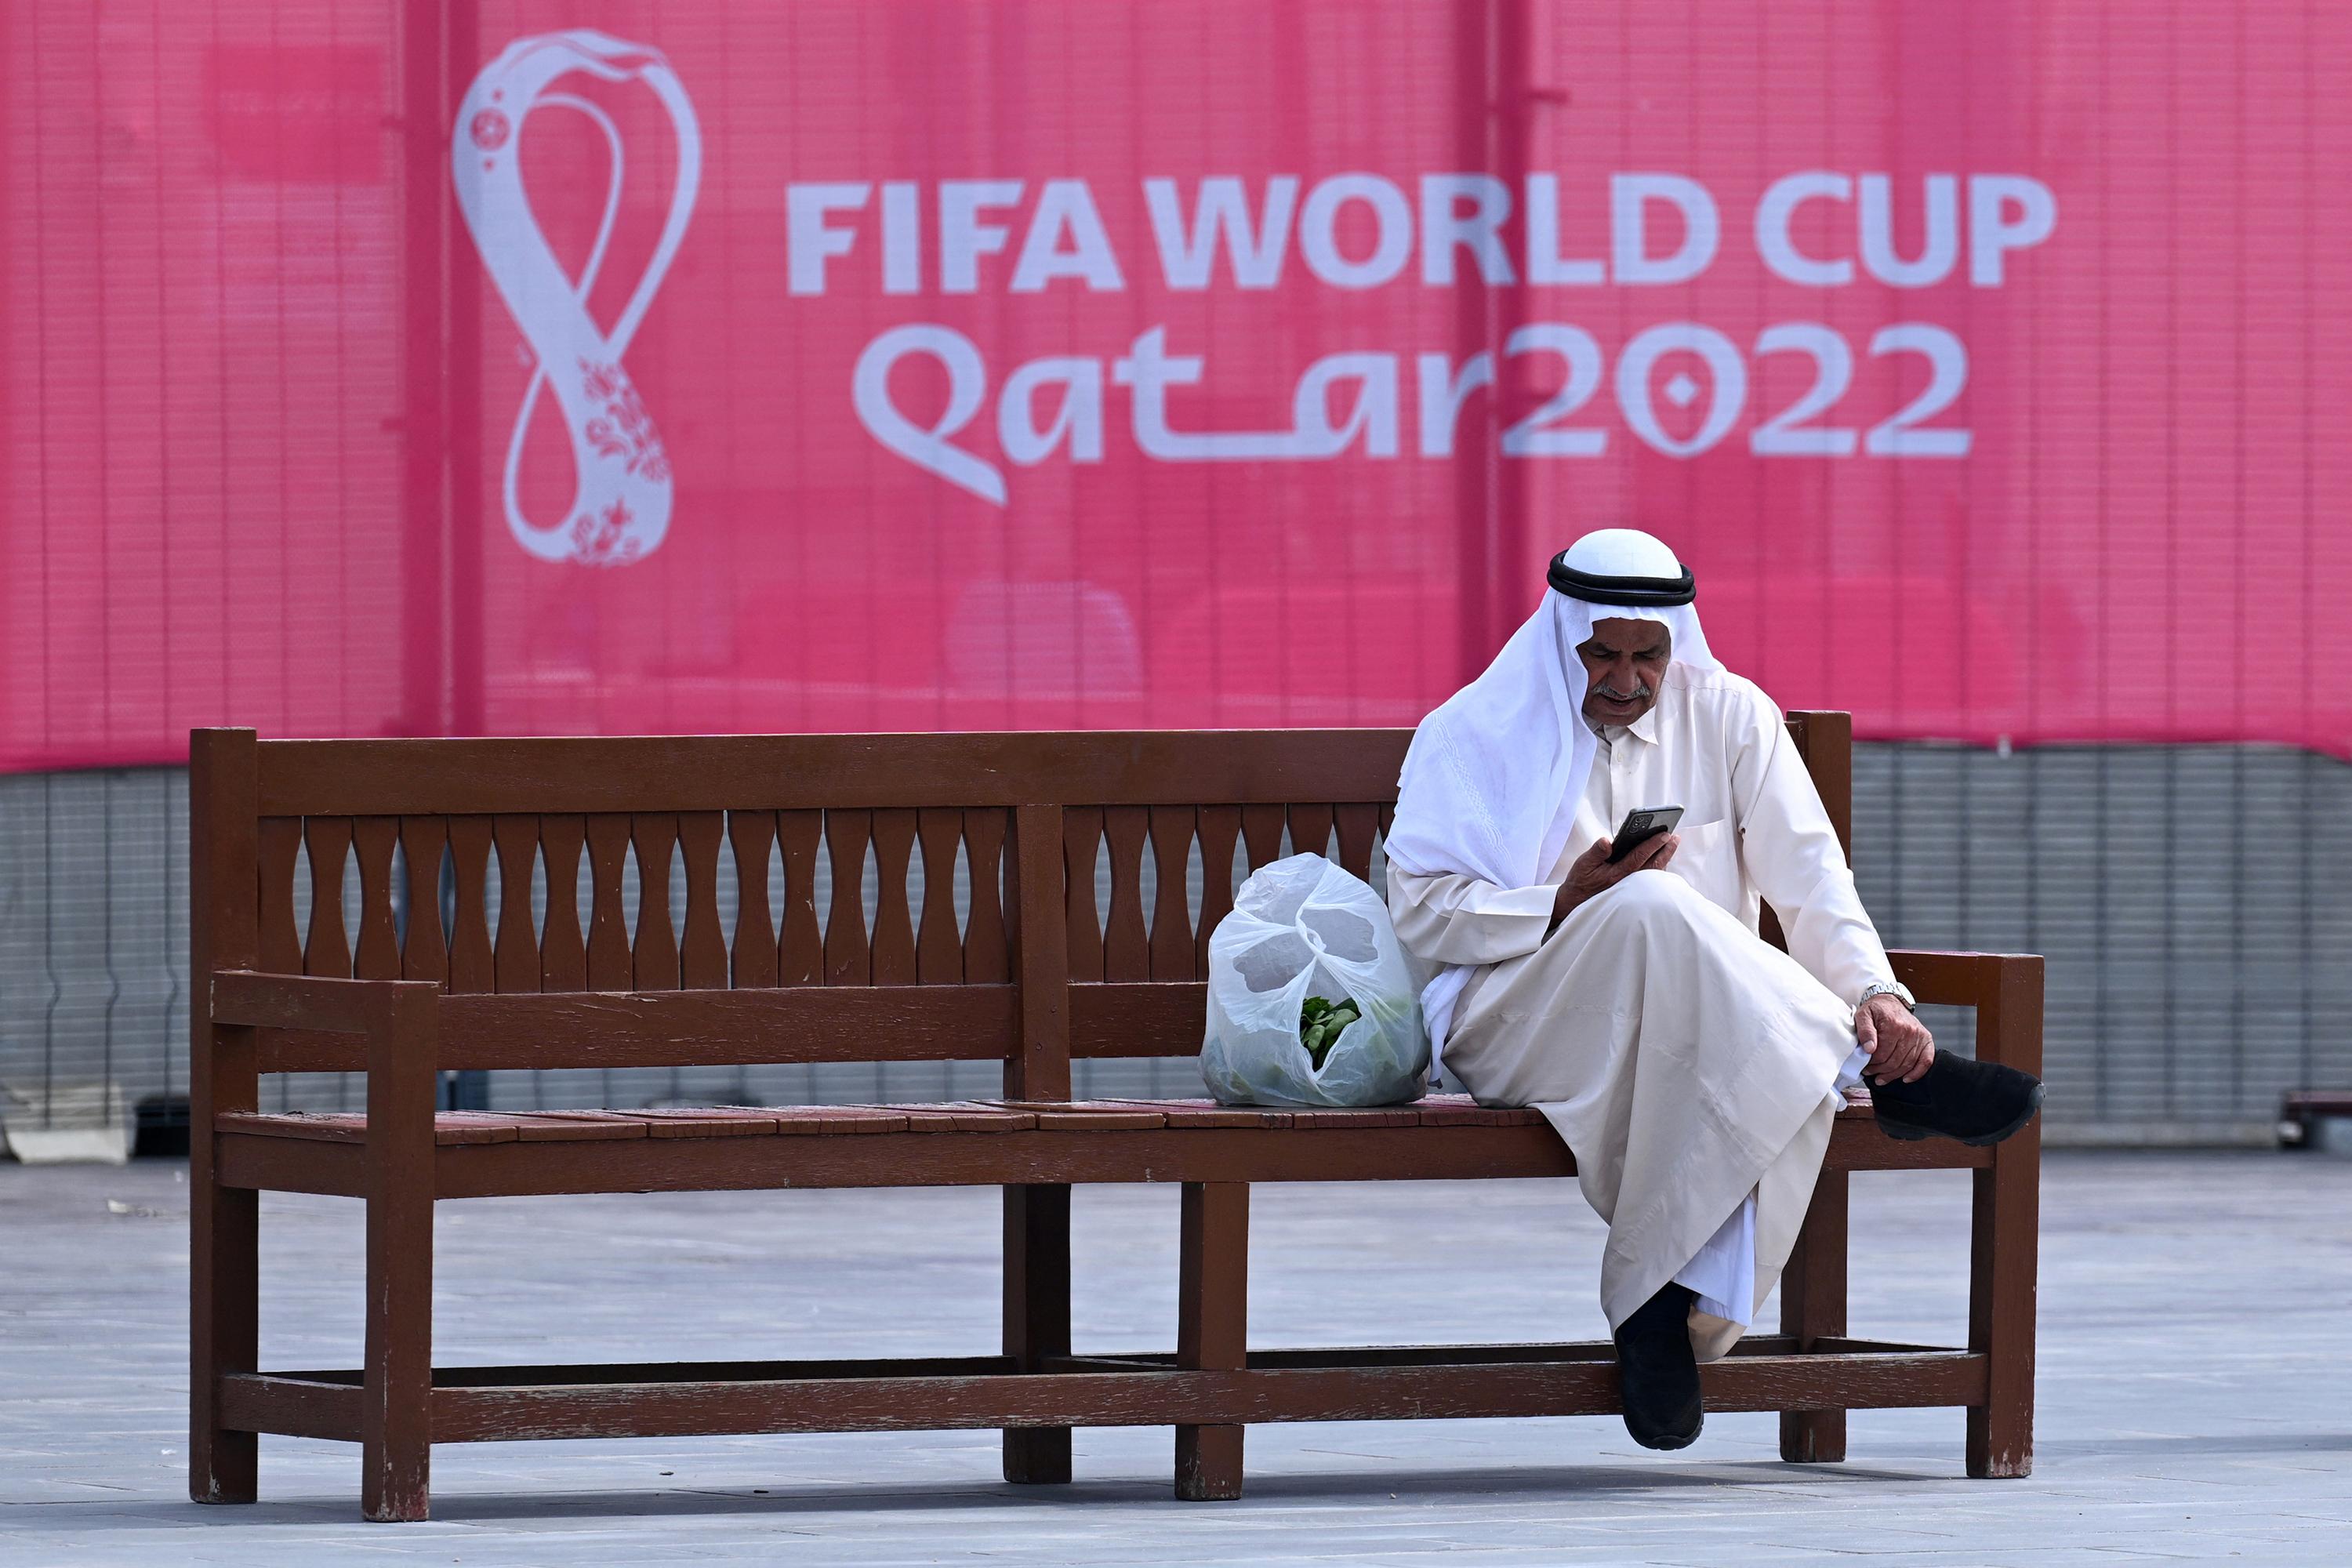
1385 528 1722 1065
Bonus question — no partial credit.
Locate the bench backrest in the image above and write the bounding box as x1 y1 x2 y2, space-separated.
191 717 1850 1098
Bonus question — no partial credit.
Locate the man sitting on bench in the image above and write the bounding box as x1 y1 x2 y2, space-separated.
1384 528 2043 1453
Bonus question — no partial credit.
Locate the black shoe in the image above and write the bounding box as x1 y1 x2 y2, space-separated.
1869 1048 2045 1146
1613 1282 1703 1450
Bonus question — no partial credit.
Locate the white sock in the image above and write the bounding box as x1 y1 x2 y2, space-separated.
1674 1191 1757 1327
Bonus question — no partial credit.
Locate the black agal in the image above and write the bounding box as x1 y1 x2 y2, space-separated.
1547 553 1697 607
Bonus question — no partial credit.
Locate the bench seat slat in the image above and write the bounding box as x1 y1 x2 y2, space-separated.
213 1095 1774 1143
509 1112 649 1142
842 1102 1039 1133
218 1112 368 1143
436 1112 525 1144
215 1110 521 1146
789 1107 910 1134
638 1109 779 1138
996 1101 1169 1130
1290 1108 1423 1128
1092 1098 1296 1128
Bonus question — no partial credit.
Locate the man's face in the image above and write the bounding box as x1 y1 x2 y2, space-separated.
1576 617 1671 728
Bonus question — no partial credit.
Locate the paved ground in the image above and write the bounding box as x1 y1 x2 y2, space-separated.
2 1150 2347 1566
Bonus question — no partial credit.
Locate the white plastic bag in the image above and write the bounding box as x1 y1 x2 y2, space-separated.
1200 852 1430 1107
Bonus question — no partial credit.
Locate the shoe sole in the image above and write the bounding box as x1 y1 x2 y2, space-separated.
1876 1081 2047 1147
1632 1424 1701 1451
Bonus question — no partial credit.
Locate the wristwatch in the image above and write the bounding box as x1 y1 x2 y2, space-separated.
1857 979 1916 1011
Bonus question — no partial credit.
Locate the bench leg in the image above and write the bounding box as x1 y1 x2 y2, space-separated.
1777 1169 1849 1464
1967 956 2040 1479
1003 1183 1073 1484
190 1176 259 1504
189 732 260 1505
361 1177 434 1519
1174 1181 1247 1501
361 1011 437 1523
1967 1123 2038 1477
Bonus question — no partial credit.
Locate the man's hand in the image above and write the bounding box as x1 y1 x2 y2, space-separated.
1550 832 1679 928
1855 993 1933 1084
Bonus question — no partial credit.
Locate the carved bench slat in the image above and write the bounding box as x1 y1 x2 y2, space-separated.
539 815 589 990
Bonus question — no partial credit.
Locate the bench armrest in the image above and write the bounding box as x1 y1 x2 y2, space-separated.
208 974 442 1157
211 971 442 1080
211 971 443 1035
1886 951 2044 1076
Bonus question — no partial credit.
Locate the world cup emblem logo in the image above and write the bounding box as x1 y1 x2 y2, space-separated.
452 31 701 565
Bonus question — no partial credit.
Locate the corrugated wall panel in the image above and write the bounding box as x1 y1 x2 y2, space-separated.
5 745 2347 1145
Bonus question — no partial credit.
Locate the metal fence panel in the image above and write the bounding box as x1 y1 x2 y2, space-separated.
5 746 2347 1146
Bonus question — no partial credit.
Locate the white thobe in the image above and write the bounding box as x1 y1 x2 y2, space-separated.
1388 662 1888 1359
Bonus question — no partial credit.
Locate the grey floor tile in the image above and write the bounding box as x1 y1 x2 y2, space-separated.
2 1152 2348 1564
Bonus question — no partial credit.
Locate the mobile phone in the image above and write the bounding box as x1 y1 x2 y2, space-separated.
1604 805 1684 864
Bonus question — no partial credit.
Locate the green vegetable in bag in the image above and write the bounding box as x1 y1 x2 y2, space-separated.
1297 994 1362 1071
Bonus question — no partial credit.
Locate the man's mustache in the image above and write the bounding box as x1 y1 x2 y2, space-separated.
1591 681 1654 703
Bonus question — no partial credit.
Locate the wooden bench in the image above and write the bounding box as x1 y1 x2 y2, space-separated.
2278 1090 2352 1150
187 717 2041 1522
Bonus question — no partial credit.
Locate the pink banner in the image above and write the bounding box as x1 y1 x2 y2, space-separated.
4 2 2347 772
